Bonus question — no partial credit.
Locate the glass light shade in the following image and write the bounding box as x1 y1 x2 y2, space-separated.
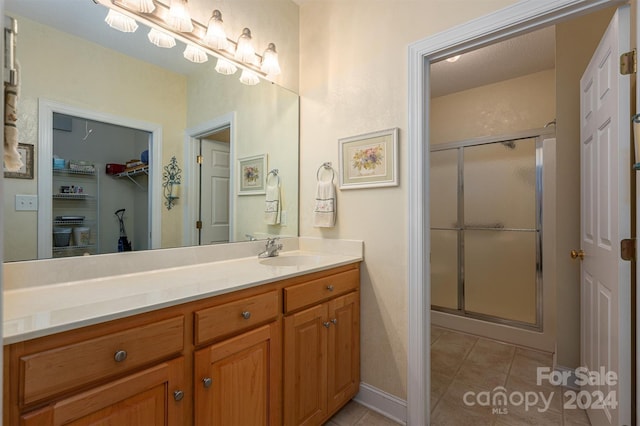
167 0 194 32
215 58 237 75
123 0 155 13
234 28 256 64
204 10 228 50
183 45 208 63
260 43 281 75
239 69 260 86
148 28 176 48
105 10 138 33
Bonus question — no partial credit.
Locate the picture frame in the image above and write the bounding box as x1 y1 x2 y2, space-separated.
4 143 34 179
339 127 399 189
238 154 267 195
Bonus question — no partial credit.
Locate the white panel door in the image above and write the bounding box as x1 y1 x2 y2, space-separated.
200 139 230 244
579 6 631 426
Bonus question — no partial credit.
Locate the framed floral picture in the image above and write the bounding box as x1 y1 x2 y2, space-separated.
339 128 398 189
238 154 267 195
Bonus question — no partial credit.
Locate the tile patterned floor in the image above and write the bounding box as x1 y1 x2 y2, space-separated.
324 327 592 426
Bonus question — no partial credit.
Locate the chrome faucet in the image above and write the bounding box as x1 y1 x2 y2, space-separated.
258 237 283 258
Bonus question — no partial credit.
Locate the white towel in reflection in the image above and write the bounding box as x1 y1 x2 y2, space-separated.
313 180 336 227
264 179 281 225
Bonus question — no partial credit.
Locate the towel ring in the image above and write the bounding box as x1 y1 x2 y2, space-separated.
316 162 335 182
267 169 280 185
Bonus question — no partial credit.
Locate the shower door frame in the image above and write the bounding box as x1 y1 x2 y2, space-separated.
430 127 554 331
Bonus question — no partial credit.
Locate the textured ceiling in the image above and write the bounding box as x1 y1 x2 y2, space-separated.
430 26 556 98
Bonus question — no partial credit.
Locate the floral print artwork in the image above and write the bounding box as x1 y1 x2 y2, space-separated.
352 144 384 173
243 165 259 185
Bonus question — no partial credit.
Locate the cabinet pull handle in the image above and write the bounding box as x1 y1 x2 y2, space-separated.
323 321 331 328
202 377 213 388
331 318 338 325
241 311 251 320
173 390 184 401
114 350 127 362
327 285 334 292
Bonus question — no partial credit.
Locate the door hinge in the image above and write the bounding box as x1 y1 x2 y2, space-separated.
620 49 636 75
196 155 203 165
620 239 635 261
196 221 202 230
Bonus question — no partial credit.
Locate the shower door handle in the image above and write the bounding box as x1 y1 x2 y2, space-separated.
570 249 584 260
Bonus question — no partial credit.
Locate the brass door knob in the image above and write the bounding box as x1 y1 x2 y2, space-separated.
570 249 585 260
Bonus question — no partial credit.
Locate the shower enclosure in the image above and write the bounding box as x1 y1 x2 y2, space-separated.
430 133 545 330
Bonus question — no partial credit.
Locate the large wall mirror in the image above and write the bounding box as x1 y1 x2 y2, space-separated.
4 0 300 262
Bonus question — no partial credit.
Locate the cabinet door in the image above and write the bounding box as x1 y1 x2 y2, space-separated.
283 303 328 426
20 357 185 426
194 322 281 426
327 292 360 414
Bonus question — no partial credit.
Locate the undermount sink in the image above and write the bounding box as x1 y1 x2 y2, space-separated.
259 254 324 267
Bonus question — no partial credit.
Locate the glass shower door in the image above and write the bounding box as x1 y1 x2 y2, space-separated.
430 137 541 329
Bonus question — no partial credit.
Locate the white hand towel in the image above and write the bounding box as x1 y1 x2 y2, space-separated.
264 180 281 225
313 180 336 227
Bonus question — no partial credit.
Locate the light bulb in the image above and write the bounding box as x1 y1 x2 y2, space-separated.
167 0 194 32
148 28 176 48
105 10 138 33
234 28 256 64
239 69 260 86
446 55 461 63
183 45 208 63
260 43 281 75
215 58 238 75
204 10 228 50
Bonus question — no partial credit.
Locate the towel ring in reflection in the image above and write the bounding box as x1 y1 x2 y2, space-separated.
316 162 335 182
267 169 280 185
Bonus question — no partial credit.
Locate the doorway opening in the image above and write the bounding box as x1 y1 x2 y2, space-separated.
37 99 163 259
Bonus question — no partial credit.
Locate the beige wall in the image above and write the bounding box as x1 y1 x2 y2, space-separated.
4 16 187 261
298 0 520 400
430 69 556 144
555 6 617 368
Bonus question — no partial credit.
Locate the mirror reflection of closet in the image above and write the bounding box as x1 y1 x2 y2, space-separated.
52 113 150 257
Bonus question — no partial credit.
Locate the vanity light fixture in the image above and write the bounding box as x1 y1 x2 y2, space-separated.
204 10 227 50
105 9 138 32
215 58 238 75
123 0 155 13
167 0 194 33
98 0 282 84
239 69 260 86
183 45 208 63
260 43 281 76
234 28 256 65
148 28 176 48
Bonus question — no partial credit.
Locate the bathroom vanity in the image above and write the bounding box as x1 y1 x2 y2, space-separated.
2 238 362 425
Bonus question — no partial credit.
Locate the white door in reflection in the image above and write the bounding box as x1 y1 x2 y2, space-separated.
199 135 230 245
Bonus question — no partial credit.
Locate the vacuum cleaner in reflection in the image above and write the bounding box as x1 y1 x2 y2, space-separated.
115 209 132 252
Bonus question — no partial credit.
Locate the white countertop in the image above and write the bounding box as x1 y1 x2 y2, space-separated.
3 238 363 345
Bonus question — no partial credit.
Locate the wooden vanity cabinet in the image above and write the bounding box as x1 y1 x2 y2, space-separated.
19 357 185 426
4 263 360 426
283 267 360 426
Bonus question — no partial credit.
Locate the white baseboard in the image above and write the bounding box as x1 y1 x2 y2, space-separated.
354 382 407 425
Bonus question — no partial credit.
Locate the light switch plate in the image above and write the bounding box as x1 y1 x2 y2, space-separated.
15 194 38 211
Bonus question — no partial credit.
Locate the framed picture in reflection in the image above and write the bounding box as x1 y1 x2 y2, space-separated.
238 154 267 195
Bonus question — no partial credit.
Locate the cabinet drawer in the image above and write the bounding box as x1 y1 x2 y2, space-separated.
20 316 184 406
284 269 359 313
195 290 279 345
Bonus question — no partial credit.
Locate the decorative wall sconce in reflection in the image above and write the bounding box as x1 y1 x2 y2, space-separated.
163 156 182 210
